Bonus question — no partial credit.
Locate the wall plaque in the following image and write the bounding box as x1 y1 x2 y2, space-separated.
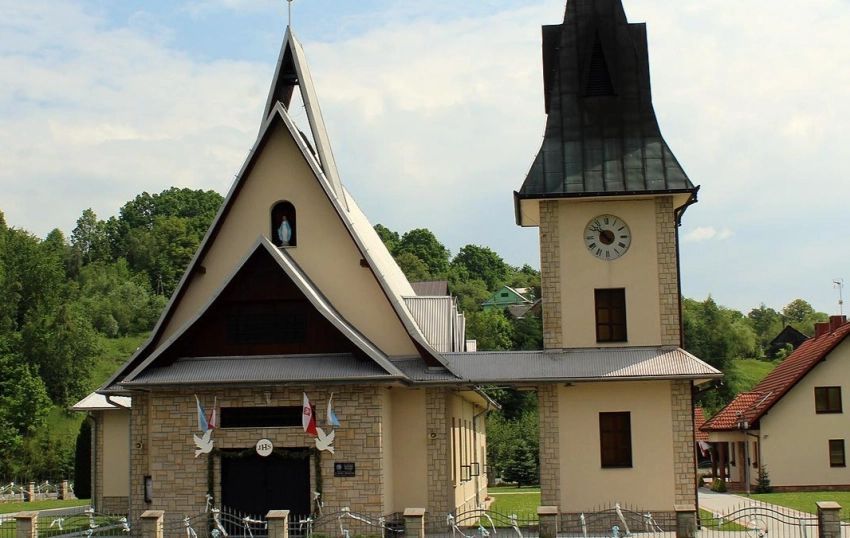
334 462 355 477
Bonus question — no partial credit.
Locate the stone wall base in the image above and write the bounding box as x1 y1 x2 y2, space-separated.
559 510 677 535
101 496 130 515
770 484 850 492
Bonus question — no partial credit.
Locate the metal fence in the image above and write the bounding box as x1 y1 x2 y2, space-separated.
292 508 403 538
697 504 817 538
0 514 16 538
425 508 538 538
35 508 136 538
0 481 74 502
558 504 674 537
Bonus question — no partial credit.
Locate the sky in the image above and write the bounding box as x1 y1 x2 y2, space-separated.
1 0 849 317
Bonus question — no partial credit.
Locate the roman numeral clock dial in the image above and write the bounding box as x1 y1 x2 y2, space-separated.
583 214 632 260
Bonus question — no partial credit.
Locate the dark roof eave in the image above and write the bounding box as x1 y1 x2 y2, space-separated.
120 375 408 389
464 373 722 384
515 187 698 201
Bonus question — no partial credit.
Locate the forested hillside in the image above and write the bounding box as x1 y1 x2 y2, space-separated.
0 189 828 484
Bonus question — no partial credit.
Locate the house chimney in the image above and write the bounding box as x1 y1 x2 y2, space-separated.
829 315 847 332
815 322 831 338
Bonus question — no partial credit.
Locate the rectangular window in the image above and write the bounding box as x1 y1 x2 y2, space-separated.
829 439 846 467
599 412 632 468
219 406 301 428
595 289 627 342
815 387 843 414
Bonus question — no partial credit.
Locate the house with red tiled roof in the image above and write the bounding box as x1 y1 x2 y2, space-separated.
702 315 850 491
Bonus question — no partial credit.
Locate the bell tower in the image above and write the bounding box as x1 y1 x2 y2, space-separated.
515 0 698 351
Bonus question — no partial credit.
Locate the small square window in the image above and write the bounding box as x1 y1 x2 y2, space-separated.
829 439 845 467
595 289 627 342
815 387 842 414
599 412 632 468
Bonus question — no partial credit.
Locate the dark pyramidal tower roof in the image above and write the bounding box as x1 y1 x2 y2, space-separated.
515 0 697 224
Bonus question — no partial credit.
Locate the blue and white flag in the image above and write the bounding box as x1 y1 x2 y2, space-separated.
195 395 209 433
327 393 340 427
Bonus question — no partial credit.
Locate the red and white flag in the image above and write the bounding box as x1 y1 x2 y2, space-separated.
302 393 318 437
207 396 217 430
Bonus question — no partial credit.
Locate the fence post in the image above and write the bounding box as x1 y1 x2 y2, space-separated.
16 512 37 538
675 504 697 538
26 483 35 502
140 510 164 538
816 501 841 538
267 510 290 538
59 481 69 500
537 506 559 538
403 508 426 538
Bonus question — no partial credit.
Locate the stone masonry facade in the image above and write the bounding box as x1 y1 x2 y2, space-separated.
655 197 682 347
426 388 451 516
129 386 386 520
539 201 563 349
537 384 561 507
670 380 696 505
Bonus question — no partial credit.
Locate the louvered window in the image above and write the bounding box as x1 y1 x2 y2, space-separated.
585 37 615 97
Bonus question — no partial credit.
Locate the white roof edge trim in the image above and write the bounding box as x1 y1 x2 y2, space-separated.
121 236 406 384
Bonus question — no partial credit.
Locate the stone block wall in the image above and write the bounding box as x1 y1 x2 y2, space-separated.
92 410 104 512
655 197 682 347
539 201 563 349
129 386 387 519
670 380 695 505
537 384 561 507
426 388 451 516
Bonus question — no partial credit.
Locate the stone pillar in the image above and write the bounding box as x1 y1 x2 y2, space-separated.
670 381 696 505
537 506 559 538
26 482 35 502
426 388 451 515
139 510 164 538
15 512 37 538
403 508 426 538
537 385 561 508
539 200 562 349
59 480 70 500
266 510 290 538
816 501 841 538
655 196 682 346
675 505 697 538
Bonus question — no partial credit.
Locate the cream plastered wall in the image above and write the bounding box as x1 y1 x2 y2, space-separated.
389 389 428 511
449 394 486 512
381 388 393 513
159 122 416 356
558 381 675 511
102 410 130 496
556 199 662 348
759 340 850 487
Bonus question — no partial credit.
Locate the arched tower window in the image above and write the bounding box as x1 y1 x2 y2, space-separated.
271 201 297 247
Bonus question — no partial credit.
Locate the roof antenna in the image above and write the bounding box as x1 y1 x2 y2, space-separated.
834 278 844 316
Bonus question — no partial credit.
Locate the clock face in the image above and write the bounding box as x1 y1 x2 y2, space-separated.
584 214 631 260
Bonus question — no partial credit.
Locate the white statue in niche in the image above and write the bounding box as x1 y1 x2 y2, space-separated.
277 215 292 246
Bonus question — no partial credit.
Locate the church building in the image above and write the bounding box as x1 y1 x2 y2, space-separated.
89 0 720 523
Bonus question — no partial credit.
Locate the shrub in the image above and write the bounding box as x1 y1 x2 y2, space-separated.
710 478 727 493
755 465 773 493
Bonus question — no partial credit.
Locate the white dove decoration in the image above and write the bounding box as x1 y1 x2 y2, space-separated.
194 429 214 457
315 427 335 453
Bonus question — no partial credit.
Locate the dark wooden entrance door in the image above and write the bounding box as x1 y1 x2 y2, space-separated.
221 449 311 516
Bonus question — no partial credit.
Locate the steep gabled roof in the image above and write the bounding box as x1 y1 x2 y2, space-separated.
115 238 409 386
410 280 449 297
694 407 708 442
101 92 453 392
703 320 850 431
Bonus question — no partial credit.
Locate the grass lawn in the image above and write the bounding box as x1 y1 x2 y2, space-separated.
0 499 89 514
487 487 540 518
748 491 850 514
698 509 749 531
729 358 776 394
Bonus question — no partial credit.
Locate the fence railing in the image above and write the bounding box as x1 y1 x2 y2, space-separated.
0 481 75 502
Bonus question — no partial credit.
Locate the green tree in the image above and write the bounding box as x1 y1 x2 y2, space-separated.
394 252 431 282
487 410 539 486
373 224 400 254
74 418 92 499
71 208 111 266
782 299 828 336
396 229 450 277
466 309 514 351
511 314 543 350
0 354 52 475
451 245 511 291
746 304 783 357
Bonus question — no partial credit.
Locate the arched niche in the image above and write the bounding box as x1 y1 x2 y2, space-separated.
271 201 297 247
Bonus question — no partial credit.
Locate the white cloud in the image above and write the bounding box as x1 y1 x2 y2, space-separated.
1 0 848 316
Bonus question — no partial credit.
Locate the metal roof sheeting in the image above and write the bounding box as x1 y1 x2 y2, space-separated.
404 296 467 353
71 392 132 411
441 347 721 382
125 354 398 386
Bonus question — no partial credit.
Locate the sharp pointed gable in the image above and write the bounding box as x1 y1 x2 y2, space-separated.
120 237 407 385
262 27 347 210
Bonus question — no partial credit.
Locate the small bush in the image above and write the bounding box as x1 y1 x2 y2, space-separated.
710 478 727 492
755 465 773 494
